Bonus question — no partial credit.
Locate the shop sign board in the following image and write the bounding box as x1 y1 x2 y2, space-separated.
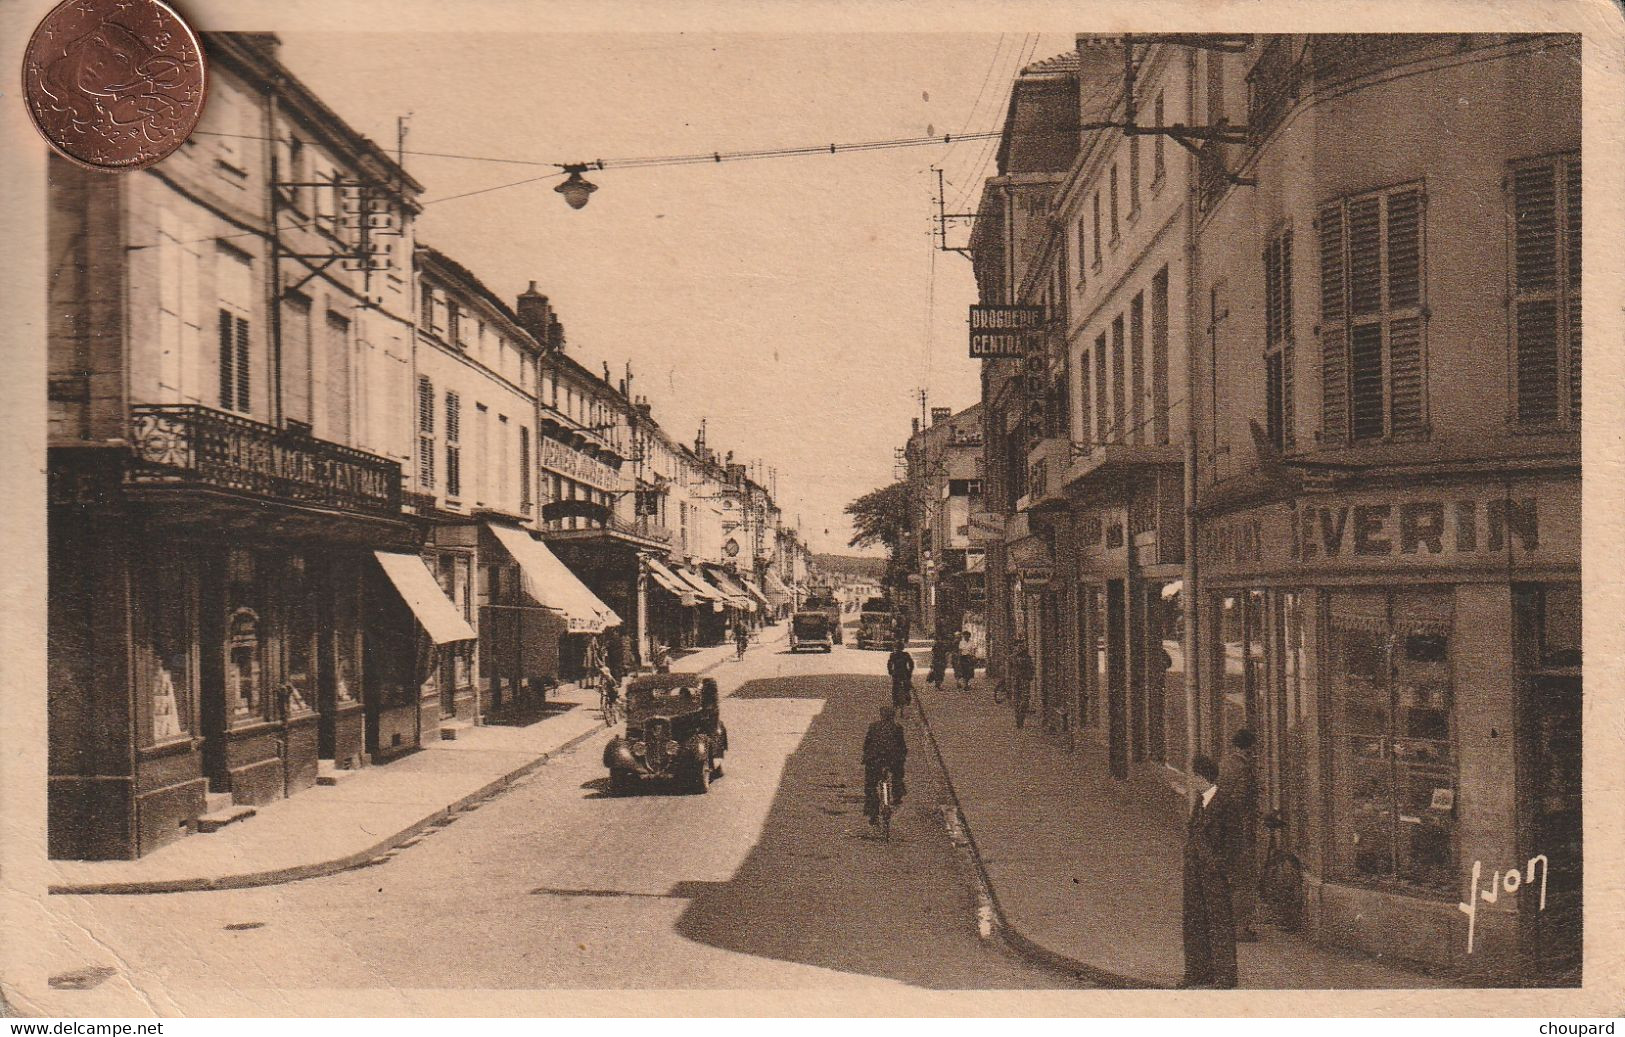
539 436 620 492
968 305 1043 358
968 511 1004 543
1198 481 1577 577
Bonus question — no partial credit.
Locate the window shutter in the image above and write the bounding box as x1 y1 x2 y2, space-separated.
234 318 250 413
1317 202 1348 443
416 375 435 488
1567 157 1581 426
1078 350 1093 451
219 310 234 409
1265 351 1284 449
1513 162 1561 425
1347 197 1382 316
1386 190 1422 310
1389 316 1424 432
1350 323 1385 441
1280 231 1295 447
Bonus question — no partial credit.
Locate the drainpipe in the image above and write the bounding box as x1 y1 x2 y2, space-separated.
1181 44 1202 815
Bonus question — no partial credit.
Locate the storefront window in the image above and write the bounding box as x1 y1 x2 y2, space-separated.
1077 585 1103 728
1146 581 1182 766
281 553 316 718
333 559 360 703
138 553 193 746
1210 594 1247 757
1325 588 1457 895
225 549 264 721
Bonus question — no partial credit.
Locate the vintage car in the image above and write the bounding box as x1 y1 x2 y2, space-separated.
855 610 895 650
603 673 727 795
789 610 835 652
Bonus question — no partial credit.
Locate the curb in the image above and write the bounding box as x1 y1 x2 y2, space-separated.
912 688 1156 990
49 645 745 896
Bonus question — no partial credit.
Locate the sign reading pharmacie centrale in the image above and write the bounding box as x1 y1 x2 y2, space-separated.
1198 481 1578 577
968 304 1044 359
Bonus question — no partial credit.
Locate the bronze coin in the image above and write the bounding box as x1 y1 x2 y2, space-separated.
22 0 206 172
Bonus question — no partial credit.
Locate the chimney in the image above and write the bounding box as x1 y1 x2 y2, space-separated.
931 407 952 426
516 281 551 345
911 418 920 436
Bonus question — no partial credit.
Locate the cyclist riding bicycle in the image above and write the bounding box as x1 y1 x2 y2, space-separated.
733 620 750 661
861 705 907 826
886 642 915 709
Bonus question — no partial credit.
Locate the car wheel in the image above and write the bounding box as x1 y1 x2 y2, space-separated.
691 756 712 794
609 768 636 796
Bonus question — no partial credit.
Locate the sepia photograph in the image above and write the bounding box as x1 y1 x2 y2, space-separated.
1 0 1619 1020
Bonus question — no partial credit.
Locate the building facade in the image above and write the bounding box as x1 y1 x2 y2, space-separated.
905 404 985 639
965 32 1581 983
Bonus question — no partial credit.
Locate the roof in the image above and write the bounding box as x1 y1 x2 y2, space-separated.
417 244 538 350
1021 51 1082 76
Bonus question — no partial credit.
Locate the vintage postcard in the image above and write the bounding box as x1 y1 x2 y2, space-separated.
1 0 1621 1019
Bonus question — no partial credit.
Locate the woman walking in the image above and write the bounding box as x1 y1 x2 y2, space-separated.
953 630 976 693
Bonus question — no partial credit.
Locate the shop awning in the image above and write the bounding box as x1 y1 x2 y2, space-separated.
373 551 478 645
763 570 794 602
672 564 724 602
740 577 772 608
706 568 758 612
486 524 622 634
644 556 695 604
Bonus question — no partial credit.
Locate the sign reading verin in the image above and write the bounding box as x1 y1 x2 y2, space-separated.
968 305 1044 358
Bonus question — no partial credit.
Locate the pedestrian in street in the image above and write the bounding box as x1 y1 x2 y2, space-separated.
584 635 604 690
1218 728 1261 942
733 619 750 661
927 631 950 689
1010 640 1035 728
954 630 976 692
886 642 915 709
893 608 912 646
1180 753 1238 989
861 705 907 825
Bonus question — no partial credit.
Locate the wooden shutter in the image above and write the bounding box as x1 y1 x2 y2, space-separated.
1513 162 1560 425
1350 323 1385 441
1386 189 1424 433
1566 156 1581 426
219 310 235 410
1078 349 1093 452
233 317 250 413
1317 202 1347 443
445 391 462 498
1280 231 1295 447
417 376 435 488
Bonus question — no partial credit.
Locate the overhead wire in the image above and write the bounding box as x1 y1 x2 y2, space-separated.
951 32 1040 214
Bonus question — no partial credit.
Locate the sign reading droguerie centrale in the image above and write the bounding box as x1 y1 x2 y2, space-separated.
968 305 1043 358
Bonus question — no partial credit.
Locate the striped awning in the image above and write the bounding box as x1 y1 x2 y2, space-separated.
486 524 621 633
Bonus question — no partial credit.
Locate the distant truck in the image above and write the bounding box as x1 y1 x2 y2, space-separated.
801 584 844 645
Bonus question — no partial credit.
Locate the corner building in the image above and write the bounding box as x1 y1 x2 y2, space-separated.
1188 34 1580 981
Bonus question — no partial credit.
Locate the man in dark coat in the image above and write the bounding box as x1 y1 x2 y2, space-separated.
1010 641 1035 728
1218 728 1260 941
861 705 907 824
1180 753 1238 989
886 643 915 708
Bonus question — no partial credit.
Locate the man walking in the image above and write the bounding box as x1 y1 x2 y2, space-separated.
886 642 915 709
953 630 977 692
1180 754 1238 989
1010 640 1035 728
927 629 951 689
1218 729 1261 941
861 705 907 826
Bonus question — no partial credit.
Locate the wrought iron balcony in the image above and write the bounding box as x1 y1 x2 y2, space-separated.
128 405 402 519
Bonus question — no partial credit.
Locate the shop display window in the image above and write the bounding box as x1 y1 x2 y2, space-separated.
225 548 265 720
281 553 316 718
332 559 361 703
137 553 194 746
1325 588 1457 895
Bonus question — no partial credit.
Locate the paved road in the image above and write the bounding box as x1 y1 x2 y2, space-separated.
46 630 1077 1010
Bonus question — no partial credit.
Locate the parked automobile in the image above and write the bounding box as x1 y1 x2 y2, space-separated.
789 610 835 652
603 673 728 795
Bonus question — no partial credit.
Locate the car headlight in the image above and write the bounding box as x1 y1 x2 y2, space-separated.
631 741 645 756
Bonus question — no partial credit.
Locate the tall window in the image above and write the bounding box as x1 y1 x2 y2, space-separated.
518 425 532 512
446 302 460 347
445 391 462 499
1511 153 1581 427
498 414 511 510
1152 93 1166 182
1109 165 1121 241
1151 267 1170 444
1094 333 1109 446
475 403 490 505
1110 315 1126 443
324 312 351 443
420 282 436 333
1264 227 1296 450
1317 184 1426 443
1129 134 1141 213
416 375 435 489
1129 293 1146 444
1078 347 1094 452
217 310 250 413
1076 220 1087 288
1092 194 1102 266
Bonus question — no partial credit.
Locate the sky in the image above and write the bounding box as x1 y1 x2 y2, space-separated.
276 32 1076 555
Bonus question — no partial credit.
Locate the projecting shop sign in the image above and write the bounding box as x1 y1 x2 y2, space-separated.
968 305 1044 358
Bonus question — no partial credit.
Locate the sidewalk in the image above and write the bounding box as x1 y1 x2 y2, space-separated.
912 671 1449 990
48 636 750 895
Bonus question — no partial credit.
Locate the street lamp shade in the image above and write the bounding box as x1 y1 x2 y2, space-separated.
555 168 598 210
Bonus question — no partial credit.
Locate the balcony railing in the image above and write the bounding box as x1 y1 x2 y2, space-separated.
128 404 402 519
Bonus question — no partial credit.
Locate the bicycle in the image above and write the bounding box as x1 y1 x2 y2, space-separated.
598 670 620 727
1258 810 1305 933
876 768 896 842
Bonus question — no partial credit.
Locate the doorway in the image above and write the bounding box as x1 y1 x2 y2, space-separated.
1106 579 1127 779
